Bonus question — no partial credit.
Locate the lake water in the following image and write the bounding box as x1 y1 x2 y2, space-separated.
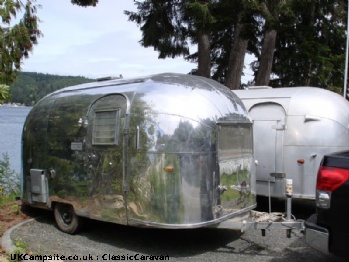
0 106 31 174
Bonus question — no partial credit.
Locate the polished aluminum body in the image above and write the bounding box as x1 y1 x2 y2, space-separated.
21 73 256 228
234 87 349 199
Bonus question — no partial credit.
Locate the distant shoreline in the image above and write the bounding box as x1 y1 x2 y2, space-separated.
0 103 27 107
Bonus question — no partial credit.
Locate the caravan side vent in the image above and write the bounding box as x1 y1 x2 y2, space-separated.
30 169 48 203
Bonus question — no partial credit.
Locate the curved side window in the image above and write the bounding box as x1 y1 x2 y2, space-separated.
92 109 120 145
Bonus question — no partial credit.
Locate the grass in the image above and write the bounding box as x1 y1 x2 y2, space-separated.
0 193 19 205
9 239 27 262
0 153 28 262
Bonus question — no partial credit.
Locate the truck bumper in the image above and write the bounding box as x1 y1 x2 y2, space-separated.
304 214 330 255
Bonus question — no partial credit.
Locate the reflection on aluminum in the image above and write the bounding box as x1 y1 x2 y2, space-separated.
22 73 256 229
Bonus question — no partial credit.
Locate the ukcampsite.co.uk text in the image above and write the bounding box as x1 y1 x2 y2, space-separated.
10 253 170 261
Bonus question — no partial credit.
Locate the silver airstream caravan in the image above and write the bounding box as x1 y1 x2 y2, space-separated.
21 73 256 234
234 87 349 200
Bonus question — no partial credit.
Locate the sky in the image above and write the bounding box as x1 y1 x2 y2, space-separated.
20 0 253 83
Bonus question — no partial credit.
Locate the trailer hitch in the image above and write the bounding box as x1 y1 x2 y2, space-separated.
213 178 305 238
215 210 305 237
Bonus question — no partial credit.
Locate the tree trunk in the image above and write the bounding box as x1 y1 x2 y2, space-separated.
304 1 316 86
255 29 277 86
225 22 248 90
197 30 211 78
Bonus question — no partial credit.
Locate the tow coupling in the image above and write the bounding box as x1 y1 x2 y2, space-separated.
214 178 305 238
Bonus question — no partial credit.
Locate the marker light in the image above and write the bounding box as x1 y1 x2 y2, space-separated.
297 159 305 164
164 166 174 172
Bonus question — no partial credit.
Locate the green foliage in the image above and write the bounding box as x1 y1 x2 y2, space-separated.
9 239 26 262
71 0 98 7
186 1 216 29
0 0 42 85
125 0 191 59
8 72 94 106
0 153 20 200
0 84 10 102
270 0 347 89
11 204 20 215
126 0 346 89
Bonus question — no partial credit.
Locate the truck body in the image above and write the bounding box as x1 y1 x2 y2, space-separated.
305 150 349 259
21 73 256 233
234 87 349 199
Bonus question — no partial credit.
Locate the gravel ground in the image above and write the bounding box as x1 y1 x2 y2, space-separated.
10 199 347 262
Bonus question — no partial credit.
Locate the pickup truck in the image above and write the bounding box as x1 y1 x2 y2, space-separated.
305 150 349 259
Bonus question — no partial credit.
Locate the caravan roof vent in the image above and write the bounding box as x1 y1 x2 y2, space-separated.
246 86 273 90
96 75 123 82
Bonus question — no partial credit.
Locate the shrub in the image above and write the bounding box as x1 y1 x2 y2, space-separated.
0 153 20 202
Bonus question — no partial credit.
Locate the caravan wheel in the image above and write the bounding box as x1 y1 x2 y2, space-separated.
54 203 80 234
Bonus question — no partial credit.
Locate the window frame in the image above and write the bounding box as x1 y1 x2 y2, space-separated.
92 109 121 145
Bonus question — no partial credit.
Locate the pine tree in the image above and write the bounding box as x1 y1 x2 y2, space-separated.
125 0 217 78
75 0 348 90
270 0 347 89
71 0 98 7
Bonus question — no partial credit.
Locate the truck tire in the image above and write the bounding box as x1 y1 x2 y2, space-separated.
54 203 80 234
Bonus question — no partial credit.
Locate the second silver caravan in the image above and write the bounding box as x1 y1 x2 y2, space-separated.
234 86 349 200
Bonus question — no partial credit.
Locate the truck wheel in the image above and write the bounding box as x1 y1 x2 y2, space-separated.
54 203 80 234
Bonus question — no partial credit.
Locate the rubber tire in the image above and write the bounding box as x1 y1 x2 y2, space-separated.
54 203 80 234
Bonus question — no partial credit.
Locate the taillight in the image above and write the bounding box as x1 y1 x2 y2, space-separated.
316 166 349 192
316 166 349 209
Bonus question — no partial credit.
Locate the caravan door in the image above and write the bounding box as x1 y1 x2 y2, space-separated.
86 94 127 224
249 103 286 197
